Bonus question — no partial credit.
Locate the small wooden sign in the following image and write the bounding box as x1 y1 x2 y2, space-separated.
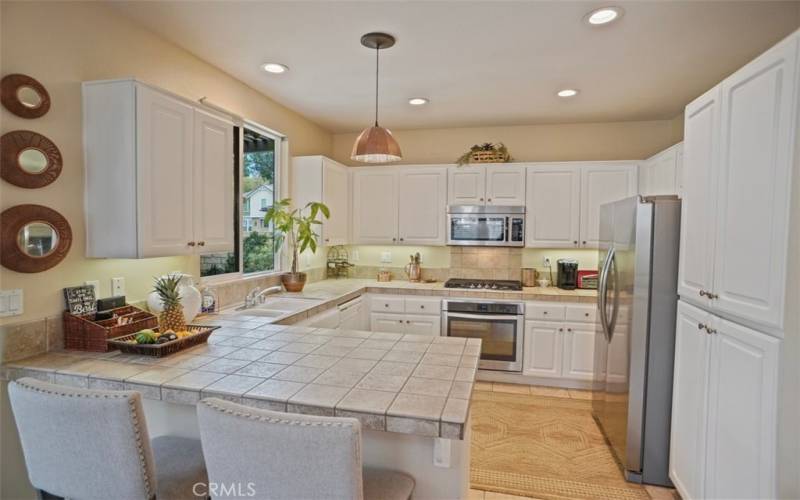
63 285 96 315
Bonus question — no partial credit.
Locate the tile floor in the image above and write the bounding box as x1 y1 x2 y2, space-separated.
469 382 680 500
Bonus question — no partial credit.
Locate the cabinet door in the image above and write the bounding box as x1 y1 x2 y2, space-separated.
650 146 679 195
711 37 797 331
579 164 637 248
678 86 721 307
669 301 712 500
562 323 595 381
525 166 581 248
486 165 526 205
322 159 350 245
371 312 406 334
193 109 234 254
398 167 447 245
352 170 398 244
404 314 441 336
447 166 486 205
637 159 652 196
523 321 563 378
705 317 779 500
136 85 195 257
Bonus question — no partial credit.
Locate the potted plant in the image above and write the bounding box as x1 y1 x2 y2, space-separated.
264 198 329 292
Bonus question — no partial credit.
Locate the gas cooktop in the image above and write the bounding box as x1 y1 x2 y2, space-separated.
443 279 523 291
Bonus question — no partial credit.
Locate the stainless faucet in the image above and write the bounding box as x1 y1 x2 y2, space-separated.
244 285 283 308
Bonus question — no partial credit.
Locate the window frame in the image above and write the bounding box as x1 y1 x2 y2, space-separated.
201 121 284 284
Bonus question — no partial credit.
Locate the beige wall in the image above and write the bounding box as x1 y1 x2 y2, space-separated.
332 119 682 166
0 1 332 325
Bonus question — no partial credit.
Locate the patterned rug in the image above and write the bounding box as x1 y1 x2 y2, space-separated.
470 390 650 500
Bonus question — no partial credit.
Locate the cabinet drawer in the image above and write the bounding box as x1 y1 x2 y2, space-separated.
371 295 404 313
405 297 441 315
526 303 566 321
566 305 596 323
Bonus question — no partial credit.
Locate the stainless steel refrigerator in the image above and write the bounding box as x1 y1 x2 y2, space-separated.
592 195 681 486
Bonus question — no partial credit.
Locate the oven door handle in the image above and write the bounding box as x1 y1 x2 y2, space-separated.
445 312 521 322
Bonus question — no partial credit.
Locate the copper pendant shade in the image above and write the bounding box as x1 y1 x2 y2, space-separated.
351 32 402 163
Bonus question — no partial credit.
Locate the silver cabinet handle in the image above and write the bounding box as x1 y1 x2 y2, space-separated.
582 241 587 245
697 322 706 330
708 292 719 300
187 241 196 246
392 237 396 242
384 304 389 307
480 197 484 202
543 311 548 315
488 198 492 202
559 327 564 332
420 305 425 309
584 312 590 317
567 328 573 332
197 241 205 247
705 326 717 335
399 238 404 242
699 290 707 297
574 240 578 246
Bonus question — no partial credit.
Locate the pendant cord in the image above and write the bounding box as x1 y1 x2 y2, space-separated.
374 45 379 126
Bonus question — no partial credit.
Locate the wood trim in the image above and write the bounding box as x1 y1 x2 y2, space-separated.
1 130 62 188
1 74 51 119
1 204 72 273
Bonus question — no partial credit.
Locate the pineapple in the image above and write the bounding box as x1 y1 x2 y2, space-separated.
152 274 186 333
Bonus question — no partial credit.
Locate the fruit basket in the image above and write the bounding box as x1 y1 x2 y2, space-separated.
107 325 218 357
64 305 157 352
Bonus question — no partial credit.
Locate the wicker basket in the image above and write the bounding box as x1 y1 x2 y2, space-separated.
64 305 157 352
107 325 218 357
470 150 506 163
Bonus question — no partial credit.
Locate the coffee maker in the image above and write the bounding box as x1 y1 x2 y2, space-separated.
557 259 579 290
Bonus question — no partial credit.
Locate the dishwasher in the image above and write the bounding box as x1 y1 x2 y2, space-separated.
339 296 367 330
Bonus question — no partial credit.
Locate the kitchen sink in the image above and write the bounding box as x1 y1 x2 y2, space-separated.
229 296 321 321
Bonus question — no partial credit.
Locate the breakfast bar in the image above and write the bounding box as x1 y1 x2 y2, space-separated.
3 323 479 499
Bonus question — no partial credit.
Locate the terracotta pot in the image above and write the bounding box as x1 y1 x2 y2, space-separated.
281 272 307 292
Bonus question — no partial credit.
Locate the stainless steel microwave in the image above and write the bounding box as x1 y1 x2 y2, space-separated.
446 205 525 247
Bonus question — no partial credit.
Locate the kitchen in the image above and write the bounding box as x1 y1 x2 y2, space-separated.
1 2 799 500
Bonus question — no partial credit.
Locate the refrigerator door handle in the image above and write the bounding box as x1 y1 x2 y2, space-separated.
607 249 620 341
598 246 615 341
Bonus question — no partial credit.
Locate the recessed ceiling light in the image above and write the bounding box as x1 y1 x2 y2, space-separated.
585 6 624 25
557 89 579 98
408 97 429 106
261 63 288 74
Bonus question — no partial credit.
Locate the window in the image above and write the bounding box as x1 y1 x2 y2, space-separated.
200 125 280 278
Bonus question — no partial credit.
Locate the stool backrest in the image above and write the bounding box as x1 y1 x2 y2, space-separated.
197 398 364 500
8 377 157 500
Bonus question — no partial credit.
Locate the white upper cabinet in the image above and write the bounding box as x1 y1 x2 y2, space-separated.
639 143 683 196
352 169 398 244
397 167 447 245
485 165 526 205
711 36 797 331
579 164 638 248
678 34 797 332
678 86 722 307
525 165 581 248
83 79 235 258
447 165 525 206
292 156 350 246
193 109 235 254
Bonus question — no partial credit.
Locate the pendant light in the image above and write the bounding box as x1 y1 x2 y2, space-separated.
351 32 402 163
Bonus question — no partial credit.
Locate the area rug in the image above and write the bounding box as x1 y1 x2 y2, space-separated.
470 390 650 500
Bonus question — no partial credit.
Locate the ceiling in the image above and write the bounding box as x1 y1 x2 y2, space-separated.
110 1 800 133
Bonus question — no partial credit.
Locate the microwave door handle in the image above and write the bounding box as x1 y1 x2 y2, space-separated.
446 312 519 322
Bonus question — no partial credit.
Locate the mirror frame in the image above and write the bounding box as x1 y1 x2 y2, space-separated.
1 130 62 188
1 74 51 119
1 204 71 273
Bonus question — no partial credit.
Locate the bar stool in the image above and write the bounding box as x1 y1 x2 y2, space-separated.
7 377 207 500
197 398 415 500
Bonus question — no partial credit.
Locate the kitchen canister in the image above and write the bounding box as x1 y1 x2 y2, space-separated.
521 268 538 287
147 273 202 322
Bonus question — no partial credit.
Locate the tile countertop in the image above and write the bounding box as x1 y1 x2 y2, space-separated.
2 324 480 440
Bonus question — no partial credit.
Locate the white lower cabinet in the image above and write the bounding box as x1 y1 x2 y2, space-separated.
369 295 442 336
523 302 601 383
670 300 780 500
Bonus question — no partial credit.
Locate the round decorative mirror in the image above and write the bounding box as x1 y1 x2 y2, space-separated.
17 221 59 257
1 205 71 273
1 130 62 188
1 74 50 118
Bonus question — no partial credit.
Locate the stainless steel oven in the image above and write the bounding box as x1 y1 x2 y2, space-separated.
446 205 525 247
441 299 525 372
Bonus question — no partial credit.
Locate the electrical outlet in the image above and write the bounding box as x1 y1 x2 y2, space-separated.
85 280 100 297
543 257 551 267
380 251 392 264
111 277 126 297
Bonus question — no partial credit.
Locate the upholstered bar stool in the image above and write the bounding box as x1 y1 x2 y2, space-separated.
7 377 207 500
197 398 415 500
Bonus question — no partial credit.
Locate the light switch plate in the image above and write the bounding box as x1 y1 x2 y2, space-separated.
0 289 23 317
111 277 126 297
380 251 392 263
